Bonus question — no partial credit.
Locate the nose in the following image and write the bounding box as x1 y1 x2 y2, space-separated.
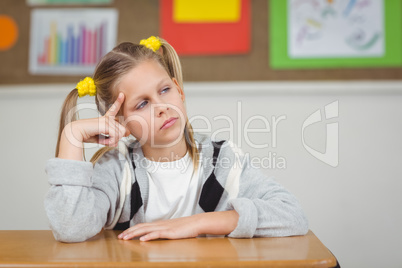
153 102 170 117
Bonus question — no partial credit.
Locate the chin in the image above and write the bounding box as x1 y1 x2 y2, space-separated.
153 130 184 147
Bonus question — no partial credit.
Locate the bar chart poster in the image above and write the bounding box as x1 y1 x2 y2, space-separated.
29 9 118 75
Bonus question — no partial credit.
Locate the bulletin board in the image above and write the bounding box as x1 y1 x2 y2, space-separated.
0 0 401 85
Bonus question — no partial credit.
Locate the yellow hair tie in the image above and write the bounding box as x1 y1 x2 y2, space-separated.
140 36 162 52
76 77 96 98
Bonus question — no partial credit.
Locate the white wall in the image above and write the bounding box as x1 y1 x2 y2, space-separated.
1 81 401 268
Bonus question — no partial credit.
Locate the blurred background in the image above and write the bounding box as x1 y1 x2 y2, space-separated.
1 1 402 267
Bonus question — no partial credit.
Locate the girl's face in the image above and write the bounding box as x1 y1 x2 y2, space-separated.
119 60 187 148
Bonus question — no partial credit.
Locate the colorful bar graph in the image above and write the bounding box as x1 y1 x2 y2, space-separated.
30 9 118 75
37 21 107 66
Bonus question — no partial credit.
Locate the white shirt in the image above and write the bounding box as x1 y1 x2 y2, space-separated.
143 150 203 222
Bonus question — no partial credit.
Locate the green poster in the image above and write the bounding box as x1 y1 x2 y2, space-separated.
269 0 402 69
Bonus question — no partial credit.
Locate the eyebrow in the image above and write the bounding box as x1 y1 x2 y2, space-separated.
128 78 171 105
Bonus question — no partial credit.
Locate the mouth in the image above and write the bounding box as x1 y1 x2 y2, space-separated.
160 117 178 130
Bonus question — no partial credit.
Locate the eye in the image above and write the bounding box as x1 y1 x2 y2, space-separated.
135 87 170 110
136 100 148 110
161 87 170 94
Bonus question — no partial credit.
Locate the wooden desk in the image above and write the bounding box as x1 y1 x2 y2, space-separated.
0 230 337 267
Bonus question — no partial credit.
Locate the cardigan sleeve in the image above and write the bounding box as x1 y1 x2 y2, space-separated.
44 149 125 243
224 151 308 238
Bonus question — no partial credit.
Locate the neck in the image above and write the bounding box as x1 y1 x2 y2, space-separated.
141 135 188 162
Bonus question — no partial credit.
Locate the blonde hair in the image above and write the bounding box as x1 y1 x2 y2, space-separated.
55 38 199 172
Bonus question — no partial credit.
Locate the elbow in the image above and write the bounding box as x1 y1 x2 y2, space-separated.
46 213 104 243
283 197 309 236
273 203 309 237
50 223 102 243
301 215 309 234
44 192 105 243
290 209 309 236
273 215 308 237
52 230 89 243
294 217 309 236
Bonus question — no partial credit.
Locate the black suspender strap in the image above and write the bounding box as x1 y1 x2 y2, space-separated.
199 140 226 212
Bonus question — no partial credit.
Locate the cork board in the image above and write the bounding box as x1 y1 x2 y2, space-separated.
0 0 401 85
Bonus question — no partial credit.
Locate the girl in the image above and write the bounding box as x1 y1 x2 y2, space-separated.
45 36 308 243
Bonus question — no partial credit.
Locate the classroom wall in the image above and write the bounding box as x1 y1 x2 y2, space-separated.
1 82 401 268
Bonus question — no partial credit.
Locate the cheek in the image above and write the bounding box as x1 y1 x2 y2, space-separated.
168 95 186 116
174 101 187 121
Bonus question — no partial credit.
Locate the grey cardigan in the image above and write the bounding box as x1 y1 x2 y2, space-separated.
45 132 308 242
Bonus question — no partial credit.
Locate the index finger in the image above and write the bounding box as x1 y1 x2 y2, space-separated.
105 92 125 117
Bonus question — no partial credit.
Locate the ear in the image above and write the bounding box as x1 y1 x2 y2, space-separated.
172 78 185 102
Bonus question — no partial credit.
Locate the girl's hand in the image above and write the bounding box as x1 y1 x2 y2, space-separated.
118 211 239 242
70 92 130 147
118 215 200 242
58 92 130 161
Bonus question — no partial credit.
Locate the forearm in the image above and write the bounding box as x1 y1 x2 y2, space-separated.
196 210 239 236
58 123 84 161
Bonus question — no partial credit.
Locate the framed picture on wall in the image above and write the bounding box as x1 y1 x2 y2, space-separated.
29 8 118 75
269 0 402 69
